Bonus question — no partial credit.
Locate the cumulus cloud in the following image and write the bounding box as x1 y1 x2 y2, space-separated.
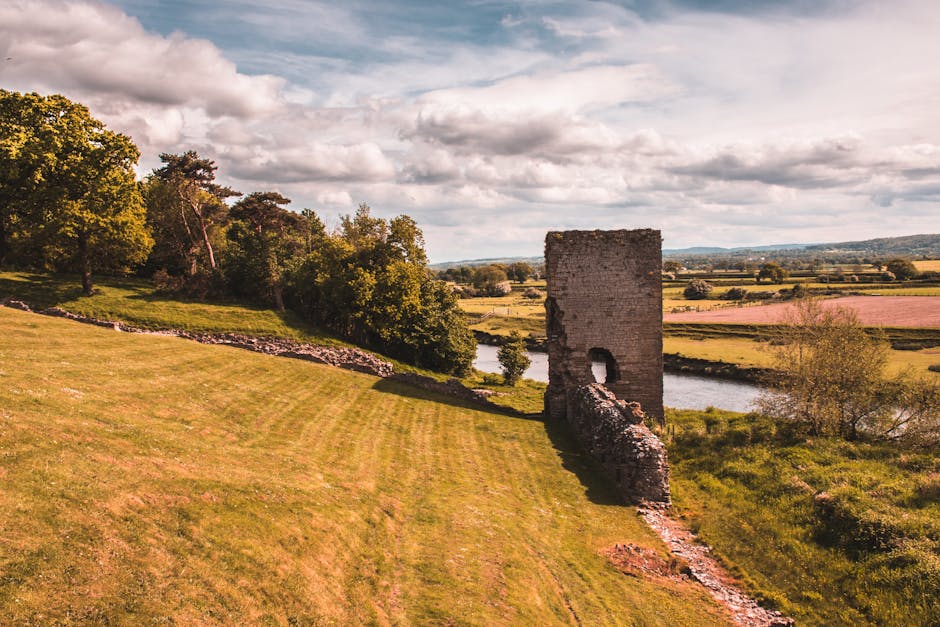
672 136 870 189
223 141 396 183
0 0 285 117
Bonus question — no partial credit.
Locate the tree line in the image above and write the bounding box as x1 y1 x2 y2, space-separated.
0 89 475 374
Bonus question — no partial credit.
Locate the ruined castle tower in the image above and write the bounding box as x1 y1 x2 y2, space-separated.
544 229 664 422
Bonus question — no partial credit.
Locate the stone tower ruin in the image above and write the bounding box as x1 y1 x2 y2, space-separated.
544 229 664 423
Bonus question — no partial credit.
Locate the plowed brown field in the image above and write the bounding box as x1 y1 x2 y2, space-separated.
664 296 940 327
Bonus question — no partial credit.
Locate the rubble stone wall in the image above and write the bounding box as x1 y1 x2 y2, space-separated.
569 384 669 503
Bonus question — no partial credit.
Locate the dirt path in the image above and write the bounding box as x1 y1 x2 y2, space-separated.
638 505 794 627
664 295 940 327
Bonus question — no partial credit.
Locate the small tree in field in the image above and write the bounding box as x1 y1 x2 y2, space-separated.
757 262 789 284
497 332 530 386
507 261 533 283
886 258 918 281
684 279 713 300
758 298 940 443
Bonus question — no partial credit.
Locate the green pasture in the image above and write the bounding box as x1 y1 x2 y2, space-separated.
667 409 940 625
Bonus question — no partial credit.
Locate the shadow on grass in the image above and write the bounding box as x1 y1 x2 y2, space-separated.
0 273 85 308
0 271 340 343
370 377 623 506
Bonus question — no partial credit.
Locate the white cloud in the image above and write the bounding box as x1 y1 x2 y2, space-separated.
0 0 285 117
419 64 678 114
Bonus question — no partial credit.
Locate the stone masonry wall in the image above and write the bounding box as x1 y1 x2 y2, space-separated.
568 384 669 503
544 229 664 422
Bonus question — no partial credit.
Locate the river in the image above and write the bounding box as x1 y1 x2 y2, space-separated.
473 344 760 413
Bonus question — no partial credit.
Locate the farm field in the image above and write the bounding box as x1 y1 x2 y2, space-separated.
664 336 940 377
0 306 726 624
664 296 940 327
914 259 940 272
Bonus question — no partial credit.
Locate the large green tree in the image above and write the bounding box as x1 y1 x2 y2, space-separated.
757 262 789 284
287 204 475 374
225 191 303 311
886 258 918 281
152 151 240 275
0 90 152 293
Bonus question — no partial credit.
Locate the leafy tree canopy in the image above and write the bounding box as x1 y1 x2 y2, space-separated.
886 258 918 281
0 89 152 293
757 262 789 284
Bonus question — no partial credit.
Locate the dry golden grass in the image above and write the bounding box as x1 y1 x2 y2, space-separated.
0 307 726 624
914 259 940 272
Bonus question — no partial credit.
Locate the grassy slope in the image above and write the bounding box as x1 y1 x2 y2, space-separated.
0 307 726 624
666 409 940 625
0 271 344 344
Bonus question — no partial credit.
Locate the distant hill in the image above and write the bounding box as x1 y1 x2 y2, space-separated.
804 233 940 256
433 233 940 267
662 243 809 256
429 256 543 271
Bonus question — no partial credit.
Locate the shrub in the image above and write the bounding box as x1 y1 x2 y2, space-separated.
758 298 940 443
721 287 748 300
522 287 543 299
152 268 186 293
748 290 775 300
497 332 531 386
813 489 903 554
683 279 713 300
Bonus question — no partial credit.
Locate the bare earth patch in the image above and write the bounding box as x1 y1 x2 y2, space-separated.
664 296 940 327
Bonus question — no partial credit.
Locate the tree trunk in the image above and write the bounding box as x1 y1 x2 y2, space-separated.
273 283 285 312
78 232 93 296
190 206 216 270
201 222 216 269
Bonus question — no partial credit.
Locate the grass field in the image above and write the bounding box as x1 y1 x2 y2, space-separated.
667 409 940 625
914 260 940 272
0 307 726 624
664 336 940 377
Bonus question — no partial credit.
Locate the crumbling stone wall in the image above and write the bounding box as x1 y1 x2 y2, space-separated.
544 229 664 422
568 384 669 503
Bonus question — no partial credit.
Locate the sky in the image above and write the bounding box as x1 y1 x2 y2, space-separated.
1 0 939 262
